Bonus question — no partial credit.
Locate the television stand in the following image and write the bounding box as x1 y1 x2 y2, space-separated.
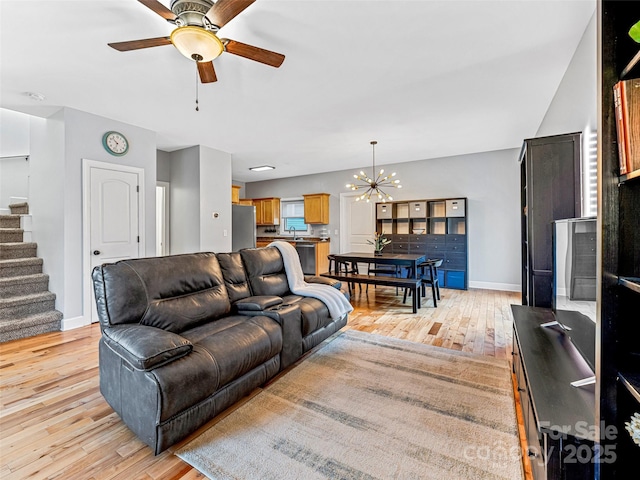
511 305 595 480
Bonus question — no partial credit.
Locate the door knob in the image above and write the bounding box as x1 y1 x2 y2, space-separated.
93 250 101 255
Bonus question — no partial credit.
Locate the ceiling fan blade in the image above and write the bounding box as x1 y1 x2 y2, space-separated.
108 37 172 51
138 0 177 22
197 61 218 83
205 0 255 28
223 39 285 67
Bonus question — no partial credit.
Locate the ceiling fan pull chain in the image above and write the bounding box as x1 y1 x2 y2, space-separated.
195 63 200 112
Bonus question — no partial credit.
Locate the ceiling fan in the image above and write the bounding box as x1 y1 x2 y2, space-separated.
108 0 285 84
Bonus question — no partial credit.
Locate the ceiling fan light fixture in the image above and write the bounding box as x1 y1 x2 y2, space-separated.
170 26 224 62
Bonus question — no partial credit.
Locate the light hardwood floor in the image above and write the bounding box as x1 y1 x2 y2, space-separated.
1 286 522 479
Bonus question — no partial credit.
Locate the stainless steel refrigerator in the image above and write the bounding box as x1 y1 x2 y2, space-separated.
232 204 256 251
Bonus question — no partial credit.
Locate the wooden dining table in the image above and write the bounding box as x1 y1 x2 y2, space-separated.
331 252 426 278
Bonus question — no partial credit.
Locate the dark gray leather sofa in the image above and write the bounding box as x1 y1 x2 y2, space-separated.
92 247 348 454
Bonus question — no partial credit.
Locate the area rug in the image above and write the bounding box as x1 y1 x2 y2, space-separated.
176 330 524 480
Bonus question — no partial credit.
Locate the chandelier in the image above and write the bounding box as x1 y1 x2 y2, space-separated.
346 141 402 202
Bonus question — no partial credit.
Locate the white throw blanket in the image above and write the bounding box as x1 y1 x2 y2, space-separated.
269 241 354 320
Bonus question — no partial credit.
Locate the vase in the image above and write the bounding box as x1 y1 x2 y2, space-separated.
374 250 383 256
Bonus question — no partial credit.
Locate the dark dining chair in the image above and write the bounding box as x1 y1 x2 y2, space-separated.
327 254 361 294
403 258 442 307
367 263 401 294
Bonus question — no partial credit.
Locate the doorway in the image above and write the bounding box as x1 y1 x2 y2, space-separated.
339 192 375 253
156 181 170 256
82 159 145 324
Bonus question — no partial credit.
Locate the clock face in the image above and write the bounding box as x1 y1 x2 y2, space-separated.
102 131 129 156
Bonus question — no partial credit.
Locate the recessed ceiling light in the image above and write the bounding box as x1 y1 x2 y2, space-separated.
25 92 46 101
249 165 275 172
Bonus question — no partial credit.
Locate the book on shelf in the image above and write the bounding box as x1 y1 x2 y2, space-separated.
614 78 640 175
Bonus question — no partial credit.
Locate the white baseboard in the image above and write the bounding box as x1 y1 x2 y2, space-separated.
468 281 521 292
62 315 90 331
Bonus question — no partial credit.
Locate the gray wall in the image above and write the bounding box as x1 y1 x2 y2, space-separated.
157 150 172 182
169 146 201 254
246 148 522 291
536 11 597 137
0 109 31 208
30 107 157 328
168 145 232 254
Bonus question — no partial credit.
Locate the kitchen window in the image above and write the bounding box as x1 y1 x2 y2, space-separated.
280 199 310 236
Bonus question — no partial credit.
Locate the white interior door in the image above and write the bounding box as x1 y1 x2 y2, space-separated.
87 164 141 323
340 193 375 253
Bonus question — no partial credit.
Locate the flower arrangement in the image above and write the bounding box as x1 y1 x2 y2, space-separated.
368 232 391 254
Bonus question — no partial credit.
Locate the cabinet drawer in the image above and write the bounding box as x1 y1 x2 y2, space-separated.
394 234 410 243
444 252 466 269
409 234 427 244
408 243 426 253
393 243 409 253
425 234 446 246
445 234 466 247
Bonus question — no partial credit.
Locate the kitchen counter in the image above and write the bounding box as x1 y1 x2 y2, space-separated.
256 237 330 243
255 237 330 274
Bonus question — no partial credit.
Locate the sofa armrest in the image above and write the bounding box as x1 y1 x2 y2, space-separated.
305 275 342 289
102 324 192 371
235 295 283 311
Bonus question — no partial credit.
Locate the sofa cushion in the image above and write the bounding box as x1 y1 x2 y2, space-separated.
217 252 252 303
93 253 231 333
240 247 290 297
181 314 283 393
282 294 333 337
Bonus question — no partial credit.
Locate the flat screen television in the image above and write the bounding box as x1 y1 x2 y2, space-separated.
551 217 597 373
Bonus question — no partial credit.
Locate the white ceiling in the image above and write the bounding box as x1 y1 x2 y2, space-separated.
0 0 595 183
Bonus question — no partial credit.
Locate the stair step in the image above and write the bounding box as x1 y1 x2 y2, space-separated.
0 228 24 243
0 215 21 228
0 310 63 343
9 202 29 215
0 242 37 259
0 257 43 278
0 292 56 320
0 274 50 298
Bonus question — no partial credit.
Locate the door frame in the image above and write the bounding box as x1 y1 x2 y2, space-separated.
339 192 375 253
156 181 170 256
82 159 145 325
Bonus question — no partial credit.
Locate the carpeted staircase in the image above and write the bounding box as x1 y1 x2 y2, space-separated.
0 203 62 343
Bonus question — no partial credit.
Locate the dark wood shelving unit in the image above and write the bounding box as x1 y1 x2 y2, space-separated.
519 132 582 308
375 198 468 290
599 2 640 478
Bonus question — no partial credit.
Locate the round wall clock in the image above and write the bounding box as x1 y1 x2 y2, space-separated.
102 131 129 156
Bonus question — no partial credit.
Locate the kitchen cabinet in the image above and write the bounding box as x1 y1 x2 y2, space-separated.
253 198 280 226
314 241 330 274
231 185 241 204
303 193 330 224
238 199 253 206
